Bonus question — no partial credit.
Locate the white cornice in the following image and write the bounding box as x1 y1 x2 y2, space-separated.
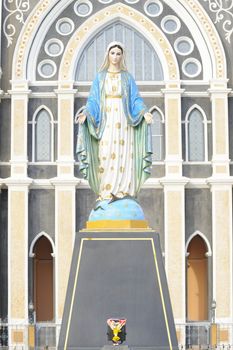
161 88 185 95
160 176 189 187
5 177 33 187
50 177 80 187
206 177 233 187
7 89 31 96
54 89 77 95
2 176 233 189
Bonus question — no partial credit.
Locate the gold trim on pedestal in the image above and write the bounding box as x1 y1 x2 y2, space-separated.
64 238 173 350
86 220 149 229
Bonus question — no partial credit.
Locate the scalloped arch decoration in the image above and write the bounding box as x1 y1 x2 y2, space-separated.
12 0 226 80
59 3 178 81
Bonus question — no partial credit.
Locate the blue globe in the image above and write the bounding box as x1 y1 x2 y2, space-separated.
88 198 145 221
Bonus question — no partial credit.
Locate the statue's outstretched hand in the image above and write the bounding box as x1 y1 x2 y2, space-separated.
144 112 153 124
75 113 87 124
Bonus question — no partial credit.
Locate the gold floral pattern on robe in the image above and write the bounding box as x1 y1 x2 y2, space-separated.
98 72 135 199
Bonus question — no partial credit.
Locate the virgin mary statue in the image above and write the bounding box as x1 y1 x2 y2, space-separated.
76 41 153 203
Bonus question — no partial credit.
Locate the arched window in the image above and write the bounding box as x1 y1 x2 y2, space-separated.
151 109 165 162
32 107 54 162
75 21 163 81
186 106 207 162
186 234 209 321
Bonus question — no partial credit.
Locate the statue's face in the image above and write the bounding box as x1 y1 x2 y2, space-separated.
108 47 123 67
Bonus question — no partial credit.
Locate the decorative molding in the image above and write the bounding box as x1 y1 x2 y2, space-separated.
203 0 233 43
3 0 30 47
12 0 55 80
29 231 55 258
185 230 212 257
59 3 179 81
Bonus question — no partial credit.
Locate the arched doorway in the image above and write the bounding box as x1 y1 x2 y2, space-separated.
33 236 54 321
187 234 208 321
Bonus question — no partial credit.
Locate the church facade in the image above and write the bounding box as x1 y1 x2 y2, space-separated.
0 0 232 348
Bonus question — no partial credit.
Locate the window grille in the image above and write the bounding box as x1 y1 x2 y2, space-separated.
34 109 53 162
151 109 164 161
187 108 205 161
75 21 163 81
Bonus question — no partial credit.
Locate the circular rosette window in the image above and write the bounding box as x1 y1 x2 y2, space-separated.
38 60 57 79
182 58 202 78
56 18 75 36
144 0 163 17
161 15 181 34
45 39 64 57
174 37 194 56
74 0 93 17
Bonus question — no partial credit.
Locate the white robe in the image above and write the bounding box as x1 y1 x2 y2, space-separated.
98 72 135 200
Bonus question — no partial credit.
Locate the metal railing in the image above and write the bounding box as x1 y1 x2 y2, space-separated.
35 323 57 350
176 322 233 350
0 321 232 349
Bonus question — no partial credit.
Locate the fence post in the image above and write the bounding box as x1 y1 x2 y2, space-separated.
210 323 218 347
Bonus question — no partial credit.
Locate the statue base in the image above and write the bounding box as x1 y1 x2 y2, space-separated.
58 230 178 350
86 219 149 229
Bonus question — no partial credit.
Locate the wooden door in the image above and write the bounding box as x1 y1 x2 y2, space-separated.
187 235 208 321
34 236 54 321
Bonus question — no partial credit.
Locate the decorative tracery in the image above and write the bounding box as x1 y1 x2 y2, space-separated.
3 0 30 47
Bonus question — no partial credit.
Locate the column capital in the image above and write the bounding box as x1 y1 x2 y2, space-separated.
5 176 33 188
208 88 231 97
160 176 189 187
54 81 77 95
161 88 185 95
206 177 233 189
50 176 80 187
8 80 31 96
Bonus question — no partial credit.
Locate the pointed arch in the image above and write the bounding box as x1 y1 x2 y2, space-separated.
149 106 165 162
185 105 208 162
29 231 55 258
31 233 55 322
12 0 226 81
186 232 210 321
185 230 212 257
31 106 55 162
75 20 164 81
59 3 179 81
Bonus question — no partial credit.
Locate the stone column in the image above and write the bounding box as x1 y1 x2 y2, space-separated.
162 82 184 177
208 80 232 342
6 180 31 349
209 182 232 339
209 80 231 176
53 180 77 327
53 84 78 333
7 81 31 348
55 84 77 178
161 82 186 344
9 81 31 177
162 180 187 333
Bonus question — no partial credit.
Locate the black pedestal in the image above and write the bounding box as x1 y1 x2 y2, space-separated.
58 230 178 350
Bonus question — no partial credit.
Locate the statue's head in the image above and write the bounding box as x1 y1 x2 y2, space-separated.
99 41 127 72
